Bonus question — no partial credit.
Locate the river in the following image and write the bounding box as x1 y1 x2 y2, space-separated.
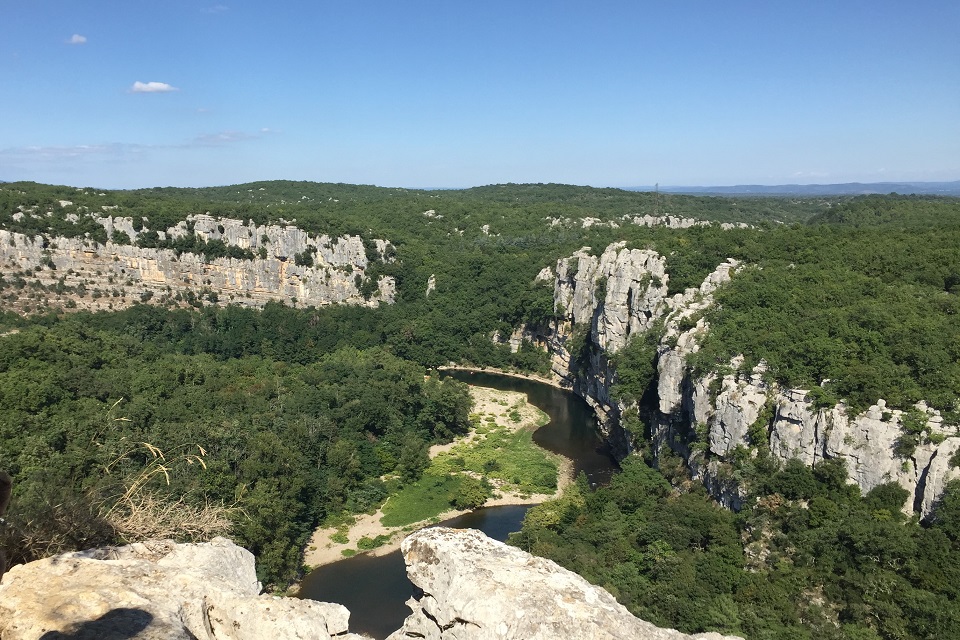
297 370 616 639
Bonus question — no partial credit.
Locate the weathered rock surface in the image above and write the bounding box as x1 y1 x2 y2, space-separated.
0 214 395 313
554 243 669 354
546 214 750 232
538 243 960 518
0 537 365 640
388 527 742 640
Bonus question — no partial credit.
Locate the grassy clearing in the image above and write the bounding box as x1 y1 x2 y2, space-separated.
432 419 558 495
380 471 491 527
380 393 558 527
304 387 562 563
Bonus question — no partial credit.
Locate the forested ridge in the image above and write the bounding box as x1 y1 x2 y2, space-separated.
2 181 960 638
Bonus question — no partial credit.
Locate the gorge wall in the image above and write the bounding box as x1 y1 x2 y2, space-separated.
0 213 395 313
532 243 960 517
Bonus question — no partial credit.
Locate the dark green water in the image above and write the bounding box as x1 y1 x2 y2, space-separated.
298 371 615 639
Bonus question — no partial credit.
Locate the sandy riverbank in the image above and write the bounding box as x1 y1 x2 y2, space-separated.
301 383 572 571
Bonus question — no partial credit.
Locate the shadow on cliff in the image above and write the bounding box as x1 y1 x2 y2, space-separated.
39 608 154 640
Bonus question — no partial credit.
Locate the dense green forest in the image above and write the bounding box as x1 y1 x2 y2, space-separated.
511 458 960 640
0 317 471 585
2 181 960 637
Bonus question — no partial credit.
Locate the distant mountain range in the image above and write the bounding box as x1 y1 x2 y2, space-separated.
5 179 959 197
626 181 960 196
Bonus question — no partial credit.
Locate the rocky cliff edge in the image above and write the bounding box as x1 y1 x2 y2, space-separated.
0 537 364 640
389 527 742 640
0 531 737 640
0 214 395 313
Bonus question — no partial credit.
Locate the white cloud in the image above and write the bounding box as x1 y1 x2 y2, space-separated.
67 34 87 45
188 130 255 147
202 4 228 14
131 81 179 93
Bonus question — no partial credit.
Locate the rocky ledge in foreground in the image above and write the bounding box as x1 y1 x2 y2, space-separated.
0 537 365 640
389 527 742 640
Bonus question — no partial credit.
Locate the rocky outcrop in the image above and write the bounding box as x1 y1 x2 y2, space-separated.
543 244 677 454
388 527 742 640
554 243 669 354
0 537 365 640
546 215 750 232
541 243 738 459
540 243 960 518
0 532 741 640
0 214 395 313
654 339 960 517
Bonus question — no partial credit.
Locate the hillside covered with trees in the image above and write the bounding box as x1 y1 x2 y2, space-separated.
1 181 959 637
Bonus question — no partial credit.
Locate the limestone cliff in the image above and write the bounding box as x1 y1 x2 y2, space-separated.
0 537 365 640
0 214 395 313
546 214 750 231
389 527 743 640
539 243 960 518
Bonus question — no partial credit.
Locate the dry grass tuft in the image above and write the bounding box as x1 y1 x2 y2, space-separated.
107 492 233 542
99 439 233 543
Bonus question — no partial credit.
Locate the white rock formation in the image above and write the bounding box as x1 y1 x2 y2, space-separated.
388 528 742 640
554 243 669 353
0 213 395 311
0 537 365 640
541 243 960 518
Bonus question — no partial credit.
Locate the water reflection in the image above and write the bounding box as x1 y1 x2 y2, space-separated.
444 370 615 486
298 372 616 639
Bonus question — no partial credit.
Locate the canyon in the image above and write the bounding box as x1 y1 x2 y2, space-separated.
529 242 960 517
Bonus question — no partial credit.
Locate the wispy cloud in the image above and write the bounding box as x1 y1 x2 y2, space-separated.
67 34 87 45
130 81 179 93
202 4 228 14
1 128 265 172
188 130 255 147
790 170 830 180
0 143 148 163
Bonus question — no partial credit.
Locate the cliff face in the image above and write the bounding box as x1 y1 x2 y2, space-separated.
541 243 960 517
0 214 395 313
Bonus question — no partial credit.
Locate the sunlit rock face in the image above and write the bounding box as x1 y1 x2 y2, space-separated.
388 527 744 640
542 243 960 517
0 537 365 640
0 215 395 312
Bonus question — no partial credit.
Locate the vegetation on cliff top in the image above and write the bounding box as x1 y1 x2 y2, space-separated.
2 180 960 628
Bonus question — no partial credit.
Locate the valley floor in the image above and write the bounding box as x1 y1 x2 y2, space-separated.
300 384 572 571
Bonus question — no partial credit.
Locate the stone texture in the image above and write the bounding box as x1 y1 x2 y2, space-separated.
0 214 395 313
708 362 769 458
539 243 960 519
554 243 669 354
388 527 743 640
0 537 364 640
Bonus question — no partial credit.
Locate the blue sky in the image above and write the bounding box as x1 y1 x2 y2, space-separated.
1 1 958 189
